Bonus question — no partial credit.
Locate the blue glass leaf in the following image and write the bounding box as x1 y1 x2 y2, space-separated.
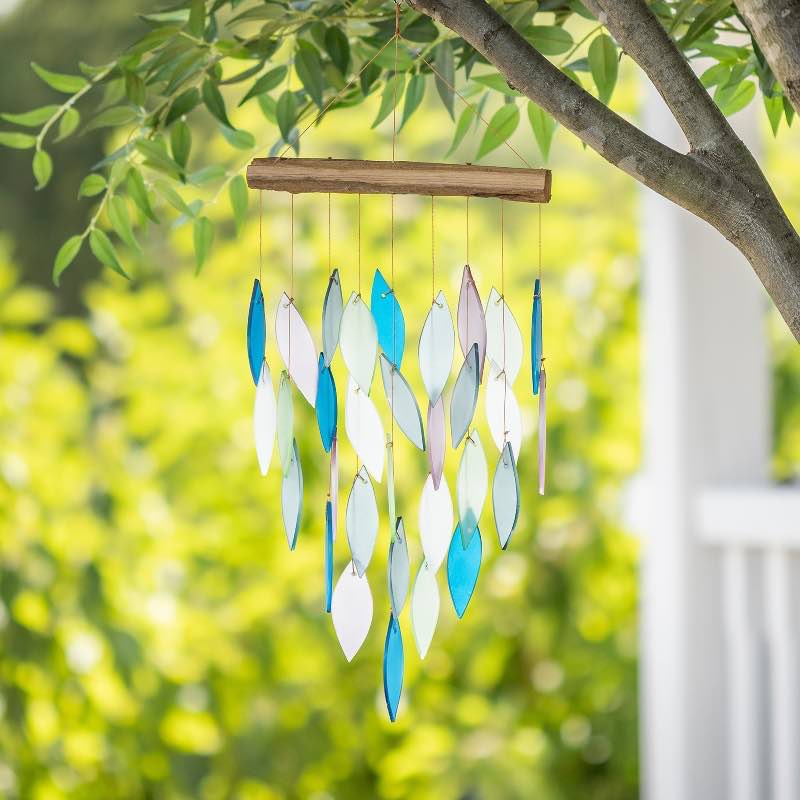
315 353 337 453
493 442 520 549
281 438 303 550
450 343 480 448
371 268 405 368
379 354 425 451
531 278 542 395
322 269 343 366
325 500 333 613
383 614 404 722
247 278 266 385
447 524 482 618
388 518 410 618
346 467 379 577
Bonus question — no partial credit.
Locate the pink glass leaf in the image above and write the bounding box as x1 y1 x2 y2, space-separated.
457 265 487 381
427 396 446 490
538 367 547 495
275 292 318 407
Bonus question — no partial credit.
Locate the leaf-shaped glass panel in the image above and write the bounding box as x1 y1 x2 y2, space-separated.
346 466 379 577
457 265 487 381
388 518 410 618
379 354 425 451
325 499 333 613
340 292 378 393
344 378 384 482
493 442 520 550
330 435 338 540
322 269 343 367
275 292 319 407
418 291 454 406
419 473 453 573
411 562 439 659
531 278 543 395
485 364 522 460
386 435 396 526
247 278 266 386
457 430 488 548
254 361 276 475
276 370 294 477
447 524 482 618
427 396 445 490
538 367 547 495
281 438 303 550
383 615 404 722
450 344 480 449
371 268 405 368
331 562 373 661
485 287 523 385
315 354 337 453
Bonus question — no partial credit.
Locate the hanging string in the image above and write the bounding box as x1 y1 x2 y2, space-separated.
328 192 332 274
288 193 294 377
538 204 542 281
431 195 435 301
501 199 508 445
357 193 362 295
258 191 263 283
465 196 470 266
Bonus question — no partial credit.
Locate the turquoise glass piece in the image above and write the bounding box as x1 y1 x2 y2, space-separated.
418 291 454 406
247 278 266 385
315 354 337 453
447 523 482 618
322 269 343 366
388 518 410 618
532 278 542 395
325 500 333 612
379 354 425 451
450 343 480 448
371 268 405 367
281 438 303 550
383 614 404 722
346 466 379 576
493 442 520 549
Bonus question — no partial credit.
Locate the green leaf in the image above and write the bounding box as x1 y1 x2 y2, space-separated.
193 216 214 274
764 93 783 136
325 26 350 75
89 228 130 279
446 103 477 156
588 34 618 104
135 138 182 178
360 62 381 97
202 79 233 128
257 94 277 123
125 72 146 107
700 63 730 89
680 0 732 48
715 78 756 116
295 41 325 109
31 62 88 94
220 125 255 150
276 91 297 141
32 150 53 189
107 195 141 252
471 74 521 97
170 120 192 169
527 102 556 162
126 168 159 223
371 74 405 128
1 105 59 127
401 15 438 43
229 174 248 234
53 235 82 285
188 0 206 37
166 88 201 126
476 103 520 161
434 40 455 119
83 106 138 133
528 26 574 56
55 108 80 142
188 164 226 185
238 66 287 105
0 131 36 149
78 173 107 198
400 74 425 131
154 180 195 217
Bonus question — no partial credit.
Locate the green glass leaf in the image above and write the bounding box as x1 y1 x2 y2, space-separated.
32 150 52 190
388 518 410 618
325 26 350 75
78 173 106 198
193 216 214 274
588 34 618 104
281 438 303 550
346 466 379 577
322 269 343 367
277 371 294 477
170 120 192 169
0 132 36 149
108 196 140 252
30 62 88 93
457 429 487 547
372 74 405 129
202 78 233 128
53 235 83 286
89 229 129 279
1 105 58 126
527 102 556 162
400 74 425 131
434 40 455 119
295 40 324 109
476 103 519 161
238 66 287 105
55 107 80 142
527 25 573 56
229 175 248 234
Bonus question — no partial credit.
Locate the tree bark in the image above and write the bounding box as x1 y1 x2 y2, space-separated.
407 0 800 341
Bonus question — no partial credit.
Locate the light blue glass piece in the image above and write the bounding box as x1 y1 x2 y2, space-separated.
447 523 482 618
322 269 343 367
325 500 333 613
388 518 410 618
346 466 379 577
281 438 303 550
315 353 337 453
532 278 542 395
379 354 425 451
247 278 266 385
383 614 404 722
493 442 520 549
450 343 480 448
371 268 405 368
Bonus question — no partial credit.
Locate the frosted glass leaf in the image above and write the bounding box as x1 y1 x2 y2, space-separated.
383 615 404 722
330 435 339 541
281 439 303 550
253 361 276 476
418 291 454 406
246 278 266 386
485 365 522 460
379 355 425 451
346 466 379 577
419 473 453 573
493 442 520 550
331 562 373 661
315 354 337 453
531 278 543 395
427 396 445 490
276 371 294 477
371 268 405 368
411 562 439 659
344 377 384 482
457 430 488 548
457 265 487 381
275 293 318 407
340 292 378 393
322 269 343 367
485 287 523 385
386 435 396 526
447 524 482 618
538 367 547 495
325 500 333 613
388 518 410 618
450 344 480 449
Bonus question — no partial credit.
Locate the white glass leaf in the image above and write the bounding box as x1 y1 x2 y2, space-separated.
379 354 425 451
418 291 454 406
411 561 439 659
485 287 523 385
388 518 410 618
322 269 343 366
485 364 522 460
346 466 379 577
276 370 294 477
340 292 378 393
253 362 276 475
345 377 384 482
275 292 319 407
331 562 373 661
457 429 488 547
418 473 453 573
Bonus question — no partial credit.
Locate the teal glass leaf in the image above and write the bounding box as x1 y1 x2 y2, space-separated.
346 466 379 576
447 524 482 618
331 562 373 661
345 377 384 482
325 499 333 612
275 292 318 407
411 561 439 659
322 269 343 366
276 370 294 477
532 278 542 395
485 287 523 385
340 291 378 393
254 361 276 476
315 353 337 453
450 343 480 448
247 278 266 385
371 268 405 367
427 395 446 490
281 438 303 550
419 473 453 573
383 614 404 722
379 354 425 451
418 291 454 406
457 265 487 381
388 517 410 618
457 430 487 547
493 442 520 549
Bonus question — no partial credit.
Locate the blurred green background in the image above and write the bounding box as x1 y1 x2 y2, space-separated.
0 2 798 799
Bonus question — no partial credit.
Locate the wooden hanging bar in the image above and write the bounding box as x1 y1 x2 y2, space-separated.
246 158 551 203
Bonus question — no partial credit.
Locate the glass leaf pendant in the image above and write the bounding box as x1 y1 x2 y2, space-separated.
322 269 343 367
411 562 439 659
450 343 480 449
315 354 337 453
275 292 319 407
388 518 410 618
340 292 378 394
276 370 294 477
331 562 373 661
418 290 454 406
531 278 543 395
345 377 385 482
281 438 303 550
246 278 266 386
427 395 446 490
253 361 276 476
325 500 333 613
485 364 522 460
379 354 425 451
485 287 523 385
419 473 453 573
493 442 520 550
371 268 405 368
346 466 379 577
383 615 404 722
539 367 547 495
457 429 488 548
447 524 482 618
457 265 487 381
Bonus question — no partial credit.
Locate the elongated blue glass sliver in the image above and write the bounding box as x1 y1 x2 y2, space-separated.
325 500 333 613
531 278 542 395
315 354 337 453
447 524 482 618
371 269 405 368
383 614 404 722
247 278 266 385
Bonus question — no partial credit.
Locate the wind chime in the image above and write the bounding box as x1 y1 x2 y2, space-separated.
245 7 550 722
